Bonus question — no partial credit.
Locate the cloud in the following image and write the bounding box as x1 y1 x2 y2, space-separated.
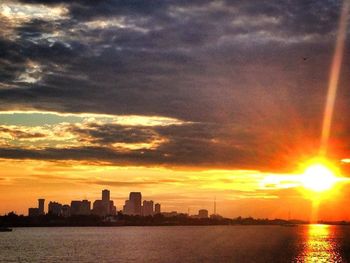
0 0 349 171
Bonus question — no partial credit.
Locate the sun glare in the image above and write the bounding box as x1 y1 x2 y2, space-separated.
300 163 338 192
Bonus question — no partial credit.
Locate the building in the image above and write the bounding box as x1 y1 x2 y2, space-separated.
102 189 110 202
80 200 91 215
123 200 134 215
28 208 40 217
28 198 45 216
70 200 91 216
92 200 104 216
70 201 81 215
109 201 117 215
123 192 142 215
142 200 154 216
38 199 45 215
92 189 116 217
48 201 62 216
61 205 71 217
130 192 142 215
155 203 161 214
198 209 209 219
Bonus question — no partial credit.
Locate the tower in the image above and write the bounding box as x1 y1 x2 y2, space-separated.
38 198 45 215
155 203 161 214
129 192 142 215
102 189 110 202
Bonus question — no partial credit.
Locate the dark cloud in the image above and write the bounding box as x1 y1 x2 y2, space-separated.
0 121 321 171
68 123 159 144
0 0 349 170
0 126 46 139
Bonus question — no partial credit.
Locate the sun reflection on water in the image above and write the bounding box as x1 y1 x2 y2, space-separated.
295 224 343 263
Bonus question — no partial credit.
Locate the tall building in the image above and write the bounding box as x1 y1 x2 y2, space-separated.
142 200 154 216
92 189 116 217
102 189 110 202
48 201 62 216
155 203 161 214
102 189 110 215
38 199 45 215
129 192 142 215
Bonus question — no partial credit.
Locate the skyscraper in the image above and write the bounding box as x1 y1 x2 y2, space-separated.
155 203 161 214
129 192 142 215
102 189 110 215
38 198 45 215
92 189 116 217
102 189 110 202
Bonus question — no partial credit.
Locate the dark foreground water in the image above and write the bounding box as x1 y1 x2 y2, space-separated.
1 225 350 262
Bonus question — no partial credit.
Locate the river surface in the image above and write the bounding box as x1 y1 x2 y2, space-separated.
1 224 350 262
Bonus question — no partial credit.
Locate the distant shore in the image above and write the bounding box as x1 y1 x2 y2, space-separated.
2 212 349 227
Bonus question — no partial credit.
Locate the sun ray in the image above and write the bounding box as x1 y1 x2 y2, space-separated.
320 0 350 156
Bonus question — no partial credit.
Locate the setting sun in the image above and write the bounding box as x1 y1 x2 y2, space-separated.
300 163 338 192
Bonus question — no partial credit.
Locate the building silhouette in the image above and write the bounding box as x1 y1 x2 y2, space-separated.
61 204 71 217
38 199 45 215
155 203 161 214
28 208 40 217
102 189 110 202
28 198 45 217
48 201 62 216
142 200 154 216
92 189 116 217
123 192 142 215
123 200 133 215
130 192 142 215
70 200 91 215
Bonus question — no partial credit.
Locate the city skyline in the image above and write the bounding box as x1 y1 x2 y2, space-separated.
1 0 350 222
26 189 159 217
23 189 215 218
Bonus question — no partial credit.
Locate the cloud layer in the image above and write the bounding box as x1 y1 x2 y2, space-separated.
1 0 350 171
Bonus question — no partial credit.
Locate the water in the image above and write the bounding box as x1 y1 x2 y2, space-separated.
1 225 350 262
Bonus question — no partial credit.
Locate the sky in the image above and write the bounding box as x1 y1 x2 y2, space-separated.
1 0 350 220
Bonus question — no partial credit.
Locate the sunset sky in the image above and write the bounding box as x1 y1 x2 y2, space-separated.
1 0 350 220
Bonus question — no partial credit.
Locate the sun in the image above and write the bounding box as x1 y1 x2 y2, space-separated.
300 163 338 192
